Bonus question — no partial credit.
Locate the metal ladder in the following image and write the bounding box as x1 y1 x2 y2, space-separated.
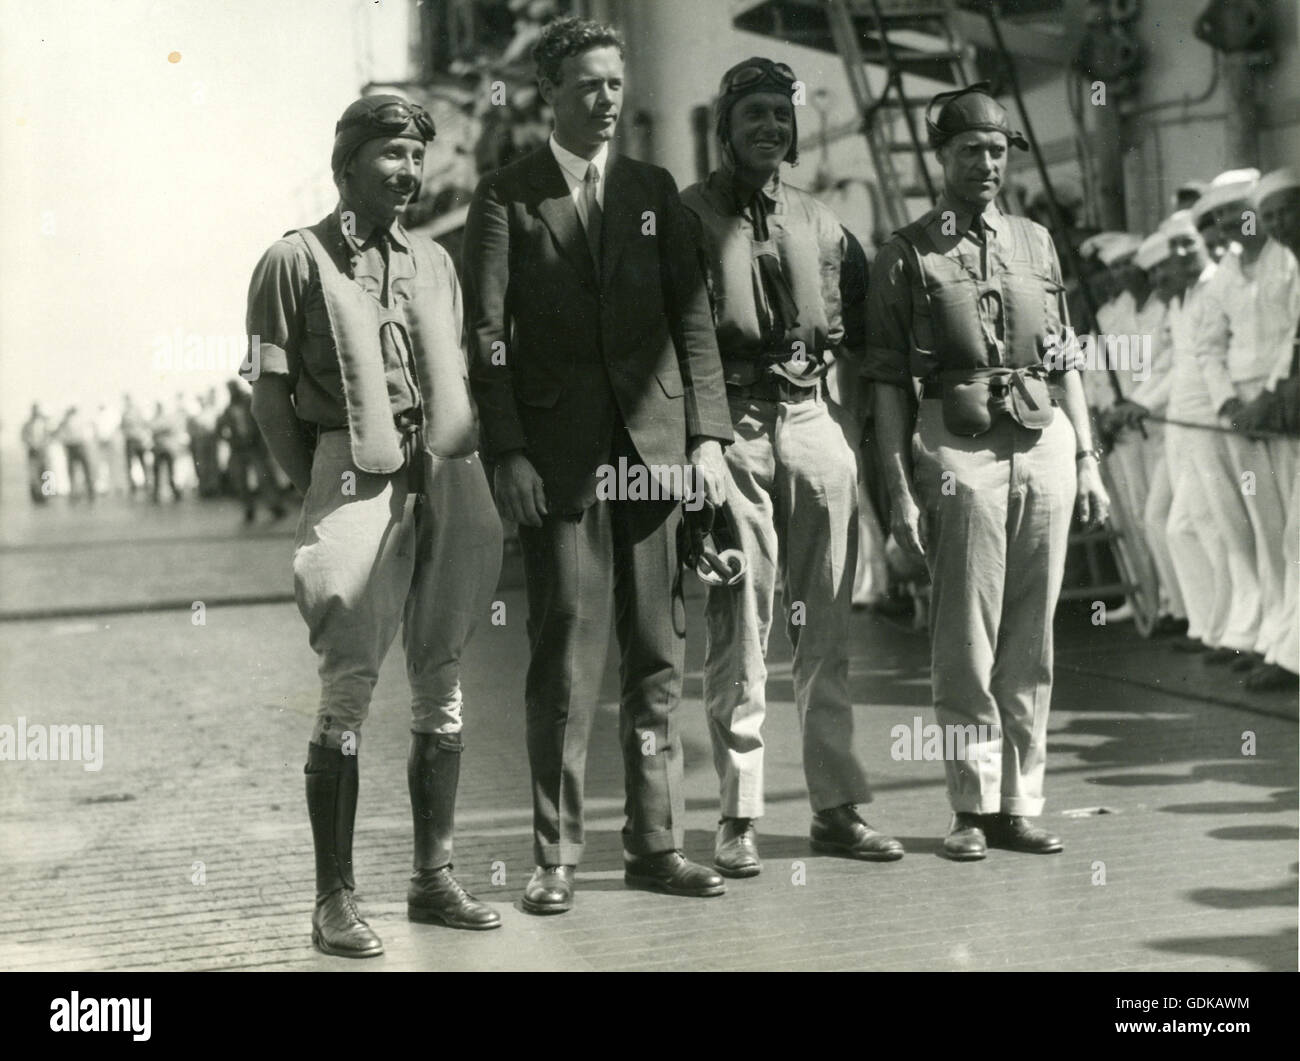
824 0 974 230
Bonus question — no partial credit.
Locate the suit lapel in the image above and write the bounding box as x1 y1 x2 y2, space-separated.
529 149 598 289
600 155 640 295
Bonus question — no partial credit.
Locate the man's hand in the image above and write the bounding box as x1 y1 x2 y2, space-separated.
697 546 741 583
1075 457 1109 529
1118 400 1149 429
1102 400 1147 433
890 487 927 565
1218 396 1246 431
1234 392 1273 433
688 438 728 508
1097 406 1122 441
493 452 548 527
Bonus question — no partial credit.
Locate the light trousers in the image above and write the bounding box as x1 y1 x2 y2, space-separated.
1222 433 1289 660
1165 425 1230 645
1265 438 1299 674
1177 426 1262 650
292 430 503 749
703 391 871 818
1104 431 1160 617
1139 425 1185 619
912 402 1076 816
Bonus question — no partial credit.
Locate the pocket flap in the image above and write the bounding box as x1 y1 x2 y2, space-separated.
1007 374 1055 429
514 373 563 409
657 370 684 398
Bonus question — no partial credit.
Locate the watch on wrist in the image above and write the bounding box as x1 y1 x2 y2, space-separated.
1076 447 1102 463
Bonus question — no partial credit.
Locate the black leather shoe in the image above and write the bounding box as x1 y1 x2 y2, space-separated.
1169 636 1206 654
810 804 904 861
942 812 987 861
312 888 384 958
1231 651 1264 672
714 817 761 878
1245 663 1300 691
985 813 1063 853
522 865 574 915
624 851 726 897
408 866 501 930
1151 615 1189 638
1204 647 1242 665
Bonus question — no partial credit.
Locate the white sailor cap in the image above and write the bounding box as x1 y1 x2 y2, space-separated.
1190 167 1261 225
1096 233 1143 266
1079 231 1126 258
1159 209 1200 241
1134 231 1172 271
1251 168 1300 209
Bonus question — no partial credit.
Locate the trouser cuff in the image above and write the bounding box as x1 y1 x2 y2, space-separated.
1001 796 1046 816
949 793 1002 815
722 795 765 819
536 841 584 868
810 783 873 814
622 826 681 857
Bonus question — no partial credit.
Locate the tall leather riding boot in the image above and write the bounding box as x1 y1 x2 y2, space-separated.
305 742 383 958
407 732 501 930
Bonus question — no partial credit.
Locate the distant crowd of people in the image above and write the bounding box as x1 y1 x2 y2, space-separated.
20 380 290 523
1067 165 1299 692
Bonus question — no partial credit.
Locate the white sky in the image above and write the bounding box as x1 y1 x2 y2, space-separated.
0 0 410 436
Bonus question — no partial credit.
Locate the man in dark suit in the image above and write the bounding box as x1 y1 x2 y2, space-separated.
464 15 734 914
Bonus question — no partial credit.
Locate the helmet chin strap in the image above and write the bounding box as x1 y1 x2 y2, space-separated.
719 139 737 176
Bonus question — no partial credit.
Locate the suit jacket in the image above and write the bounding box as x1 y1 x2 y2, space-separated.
463 146 733 514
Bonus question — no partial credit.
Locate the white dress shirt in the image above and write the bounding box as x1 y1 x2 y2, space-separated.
548 134 608 232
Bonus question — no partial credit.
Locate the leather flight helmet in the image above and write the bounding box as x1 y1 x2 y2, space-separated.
925 81 1029 152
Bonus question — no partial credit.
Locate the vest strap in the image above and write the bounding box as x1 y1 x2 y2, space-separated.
290 215 480 472
294 225 405 474
892 214 1059 374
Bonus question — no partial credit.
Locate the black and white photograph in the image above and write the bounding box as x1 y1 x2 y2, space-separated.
0 0 1296 1017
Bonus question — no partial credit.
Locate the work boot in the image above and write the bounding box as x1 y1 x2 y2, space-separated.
407 732 500 930
313 889 383 958
305 741 383 958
